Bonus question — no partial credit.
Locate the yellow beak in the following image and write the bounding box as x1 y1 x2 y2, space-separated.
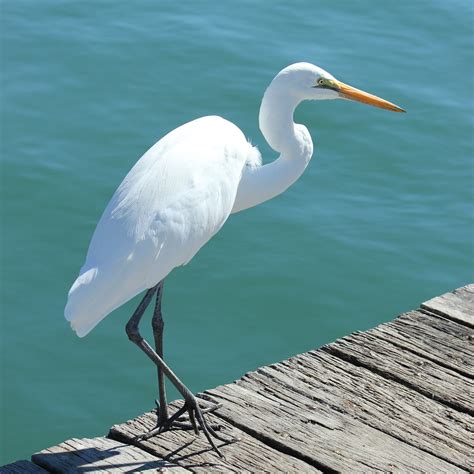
334 80 405 113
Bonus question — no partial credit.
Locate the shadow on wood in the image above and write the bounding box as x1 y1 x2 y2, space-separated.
31 437 187 472
1 284 472 473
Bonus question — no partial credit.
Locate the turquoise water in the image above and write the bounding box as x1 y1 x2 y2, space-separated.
1 0 473 464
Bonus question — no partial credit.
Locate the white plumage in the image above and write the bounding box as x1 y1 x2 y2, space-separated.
65 62 403 338
65 116 259 337
64 62 403 455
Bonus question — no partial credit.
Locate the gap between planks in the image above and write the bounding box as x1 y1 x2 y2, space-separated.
107 286 473 472
2 284 471 473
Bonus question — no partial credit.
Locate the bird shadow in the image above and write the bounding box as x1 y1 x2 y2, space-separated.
31 434 234 472
153 437 229 468
31 442 214 472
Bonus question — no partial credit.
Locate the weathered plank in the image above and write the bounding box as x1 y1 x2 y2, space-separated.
32 436 187 473
203 381 465 473
3 284 472 473
0 460 48 473
253 350 473 470
109 401 319 472
422 284 474 327
324 328 474 414
375 310 473 377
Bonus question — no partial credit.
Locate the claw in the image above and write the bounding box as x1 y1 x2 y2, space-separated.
176 401 222 421
158 404 187 434
136 397 234 458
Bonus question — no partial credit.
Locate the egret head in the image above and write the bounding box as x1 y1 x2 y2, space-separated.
275 62 405 112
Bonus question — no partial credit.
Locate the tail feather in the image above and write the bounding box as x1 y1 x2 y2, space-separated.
64 263 145 337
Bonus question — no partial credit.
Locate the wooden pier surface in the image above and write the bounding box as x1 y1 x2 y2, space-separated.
2 284 473 473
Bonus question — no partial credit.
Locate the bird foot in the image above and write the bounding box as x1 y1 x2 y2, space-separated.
157 398 223 431
135 397 236 457
174 398 222 423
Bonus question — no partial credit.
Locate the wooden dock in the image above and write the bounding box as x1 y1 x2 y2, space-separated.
2 284 473 473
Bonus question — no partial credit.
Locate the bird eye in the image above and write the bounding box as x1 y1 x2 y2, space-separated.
318 79 325 86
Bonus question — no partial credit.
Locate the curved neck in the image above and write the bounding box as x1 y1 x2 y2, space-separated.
259 86 302 153
231 84 313 213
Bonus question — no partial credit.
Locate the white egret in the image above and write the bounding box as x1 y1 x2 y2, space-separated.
65 62 404 455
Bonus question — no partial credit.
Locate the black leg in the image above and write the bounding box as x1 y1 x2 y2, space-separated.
125 282 228 457
151 280 169 424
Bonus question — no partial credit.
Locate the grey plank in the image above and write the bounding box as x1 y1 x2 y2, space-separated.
0 460 49 473
32 436 187 473
109 401 320 473
203 381 465 473
422 284 474 327
405 308 474 340
13 283 471 473
376 310 473 377
256 350 473 470
325 328 474 414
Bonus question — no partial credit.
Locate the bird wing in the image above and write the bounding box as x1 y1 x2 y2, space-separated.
65 115 257 337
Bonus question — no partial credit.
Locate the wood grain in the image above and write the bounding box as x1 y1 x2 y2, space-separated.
422 284 474 327
374 310 473 377
324 326 474 414
2 284 472 473
203 381 464 473
32 436 187 473
257 350 473 470
109 400 319 472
